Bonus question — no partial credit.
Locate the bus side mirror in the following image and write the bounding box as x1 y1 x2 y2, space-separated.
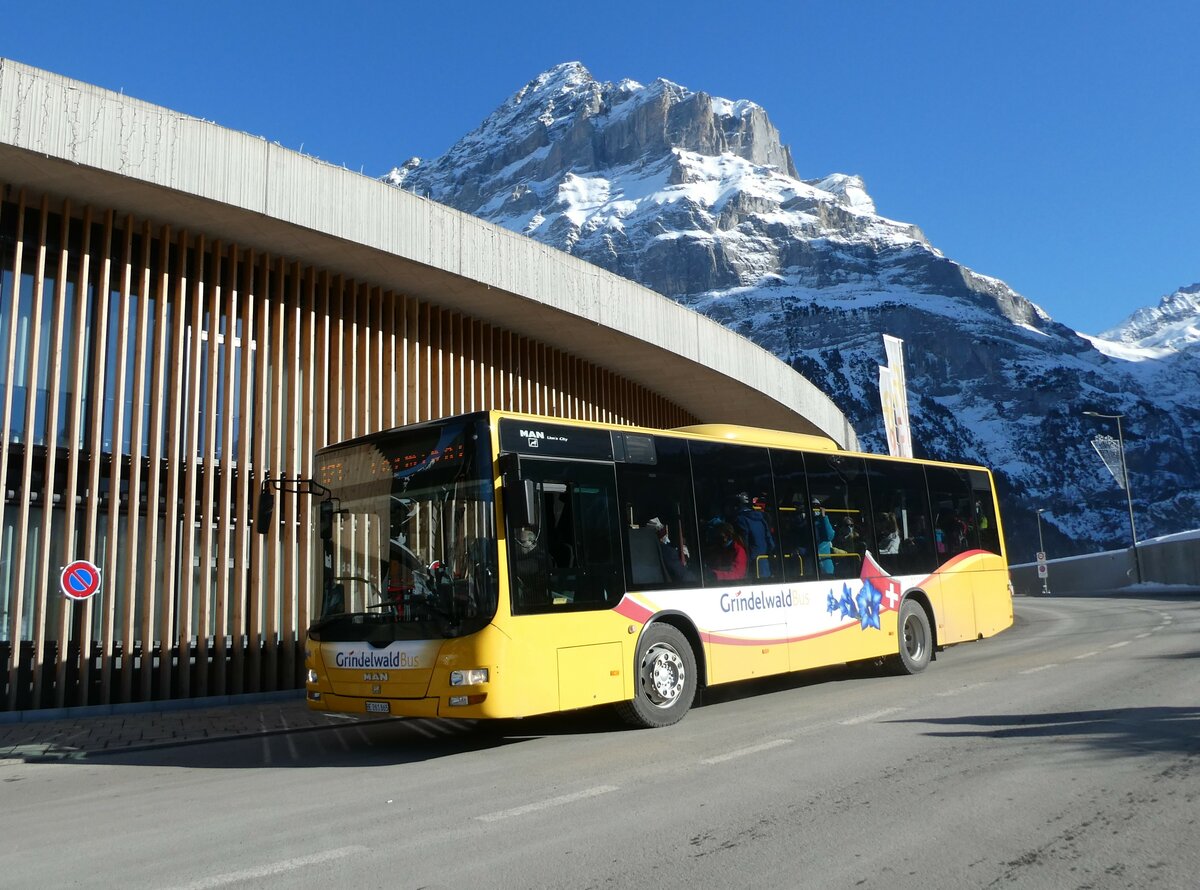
501 453 540 534
255 491 275 535
522 478 539 531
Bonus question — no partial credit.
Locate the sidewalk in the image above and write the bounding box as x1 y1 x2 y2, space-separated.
0 692 370 763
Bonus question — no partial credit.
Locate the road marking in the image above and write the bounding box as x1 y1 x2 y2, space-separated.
1019 664 1059 674
839 707 903 725
476 785 618 822
163 846 368 890
935 682 990 698
1107 641 1130 649
1073 651 1099 660
701 738 793 764
1135 632 1151 639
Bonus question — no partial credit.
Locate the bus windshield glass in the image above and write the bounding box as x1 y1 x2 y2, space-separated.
311 415 497 639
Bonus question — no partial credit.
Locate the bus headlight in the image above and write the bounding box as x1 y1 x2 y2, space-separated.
450 668 489 686
307 669 319 684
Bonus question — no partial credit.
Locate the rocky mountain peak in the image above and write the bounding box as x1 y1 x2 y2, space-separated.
384 63 1200 557
1100 283 1200 351
388 63 798 214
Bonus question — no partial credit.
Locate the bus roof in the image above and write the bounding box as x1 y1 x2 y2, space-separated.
319 410 991 475
671 424 840 452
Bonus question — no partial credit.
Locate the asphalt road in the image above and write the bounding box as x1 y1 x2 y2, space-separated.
2 593 1197 889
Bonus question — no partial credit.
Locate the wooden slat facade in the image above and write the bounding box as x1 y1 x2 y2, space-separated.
0 189 696 712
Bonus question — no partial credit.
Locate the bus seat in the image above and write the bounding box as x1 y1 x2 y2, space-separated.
627 526 666 586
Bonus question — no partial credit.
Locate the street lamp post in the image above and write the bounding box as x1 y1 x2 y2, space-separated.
1036 508 1049 595
1084 411 1142 583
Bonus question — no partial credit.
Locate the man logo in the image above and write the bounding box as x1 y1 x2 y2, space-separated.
519 429 545 440
363 672 389 682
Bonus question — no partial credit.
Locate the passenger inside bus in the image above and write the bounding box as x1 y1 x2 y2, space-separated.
811 499 836 576
733 491 776 578
708 522 748 581
646 516 693 583
877 513 901 554
512 524 549 609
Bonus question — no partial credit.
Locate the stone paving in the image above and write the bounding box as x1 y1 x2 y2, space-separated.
0 693 366 763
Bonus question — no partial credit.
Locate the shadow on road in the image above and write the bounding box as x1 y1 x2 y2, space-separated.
27 661 898 770
894 706 1200 756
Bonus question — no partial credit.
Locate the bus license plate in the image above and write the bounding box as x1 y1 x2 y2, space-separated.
365 701 390 714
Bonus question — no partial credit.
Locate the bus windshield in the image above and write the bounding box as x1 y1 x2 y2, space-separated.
311 415 497 640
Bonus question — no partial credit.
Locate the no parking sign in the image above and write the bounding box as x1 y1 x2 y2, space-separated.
60 560 102 601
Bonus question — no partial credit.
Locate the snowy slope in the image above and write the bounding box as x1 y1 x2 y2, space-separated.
1100 284 1200 351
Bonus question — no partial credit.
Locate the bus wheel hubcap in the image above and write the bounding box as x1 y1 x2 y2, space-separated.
645 644 685 707
904 616 925 659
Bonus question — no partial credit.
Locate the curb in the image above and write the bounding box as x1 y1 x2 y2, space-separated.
17 714 396 762
0 689 304 726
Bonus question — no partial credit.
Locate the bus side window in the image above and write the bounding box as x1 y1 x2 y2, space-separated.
969 470 1002 556
570 480 623 606
925 466 975 566
806 454 874 580
615 436 699 590
770 450 816 583
867 458 935 576
689 441 778 585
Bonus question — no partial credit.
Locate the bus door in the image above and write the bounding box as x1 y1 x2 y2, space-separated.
505 457 626 711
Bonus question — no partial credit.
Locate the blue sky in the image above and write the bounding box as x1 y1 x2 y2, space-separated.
6 1 1197 334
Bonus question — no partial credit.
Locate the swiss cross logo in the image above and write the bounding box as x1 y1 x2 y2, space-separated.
860 552 901 612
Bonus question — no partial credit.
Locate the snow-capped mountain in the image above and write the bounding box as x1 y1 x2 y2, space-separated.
388 62 1200 559
1100 284 1200 352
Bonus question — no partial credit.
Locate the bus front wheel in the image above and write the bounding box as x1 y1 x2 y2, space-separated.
617 624 697 728
890 598 932 675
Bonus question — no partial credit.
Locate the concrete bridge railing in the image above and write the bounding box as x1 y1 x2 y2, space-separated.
1009 530 1200 595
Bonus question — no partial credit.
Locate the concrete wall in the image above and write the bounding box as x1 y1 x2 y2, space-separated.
1011 532 1200 594
0 58 858 449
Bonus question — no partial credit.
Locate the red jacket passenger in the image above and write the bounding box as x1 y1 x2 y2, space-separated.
712 524 749 581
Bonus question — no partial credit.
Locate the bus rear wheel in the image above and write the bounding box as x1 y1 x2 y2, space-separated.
890 598 932 675
616 624 697 728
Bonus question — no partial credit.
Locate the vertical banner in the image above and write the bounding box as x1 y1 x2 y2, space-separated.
879 365 898 456
880 334 913 458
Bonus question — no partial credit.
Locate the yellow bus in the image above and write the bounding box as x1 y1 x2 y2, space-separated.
264 410 1012 728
